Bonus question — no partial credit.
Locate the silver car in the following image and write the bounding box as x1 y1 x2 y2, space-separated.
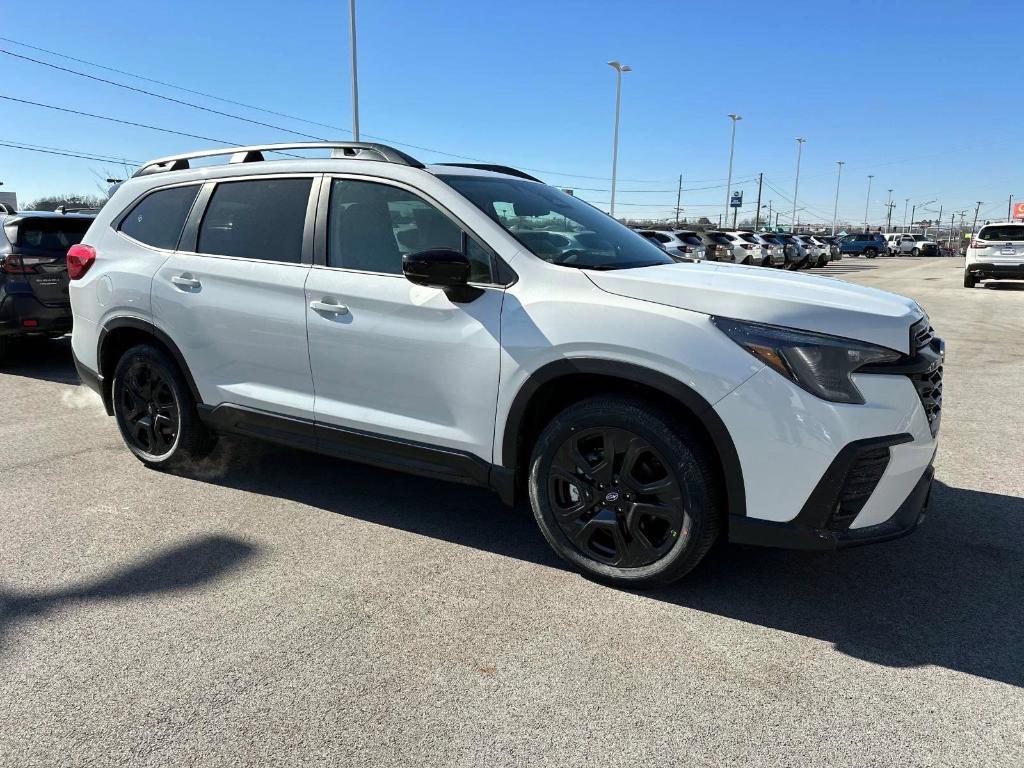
637 230 706 261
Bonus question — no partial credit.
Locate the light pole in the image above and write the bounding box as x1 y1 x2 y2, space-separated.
863 175 874 230
831 160 844 235
348 0 360 140
725 114 742 224
885 189 894 232
791 137 805 232
902 198 910 232
607 60 632 218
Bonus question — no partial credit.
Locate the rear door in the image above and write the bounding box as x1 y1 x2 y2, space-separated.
151 175 319 419
4 216 92 305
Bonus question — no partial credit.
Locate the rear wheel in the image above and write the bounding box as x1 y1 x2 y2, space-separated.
963 270 976 288
112 344 215 468
528 396 721 588
911 247 920 257
865 248 878 258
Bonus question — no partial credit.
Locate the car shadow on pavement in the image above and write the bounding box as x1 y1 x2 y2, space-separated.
185 441 1024 689
982 281 1024 291
0 336 79 385
0 535 257 656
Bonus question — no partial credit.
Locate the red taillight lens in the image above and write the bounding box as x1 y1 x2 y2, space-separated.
741 243 755 250
1 254 30 274
971 239 988 250
67 244 96 280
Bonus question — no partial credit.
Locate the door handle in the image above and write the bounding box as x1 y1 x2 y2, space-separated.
171 274 201 290
309 299 349 316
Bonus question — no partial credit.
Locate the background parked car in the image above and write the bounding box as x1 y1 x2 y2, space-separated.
0 209 94 360
757 233 790 268
793 235 822 268
889 233 939 256
740 232 784 267
839 231 887 257
707 230 758 264
637 230 706 261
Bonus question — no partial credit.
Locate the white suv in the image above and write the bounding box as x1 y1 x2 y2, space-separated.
964 222 1024 287
69 142 943 587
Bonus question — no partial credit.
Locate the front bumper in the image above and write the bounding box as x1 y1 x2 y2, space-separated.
0 293 73 337
714 364 939 547
967 262 1024 279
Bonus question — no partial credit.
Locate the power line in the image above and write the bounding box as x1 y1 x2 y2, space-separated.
0 39 668 183
0 138 142 164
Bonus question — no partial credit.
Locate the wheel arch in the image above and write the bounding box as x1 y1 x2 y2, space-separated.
498 359 745 519
97 317 202 414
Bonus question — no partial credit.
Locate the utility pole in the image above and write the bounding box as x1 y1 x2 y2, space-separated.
754 172 764 230
1009 194 1014 221
774 211 780 229
674 174 682 228
348 0 360 141
885 200 896 233
767 199 773 229
935 204 942 238
792 137 806 232
902 198 909 232
863 174 874 229
948 213 955 251
971 201 983 236
910 204 916 234
725 114 742 224
831 161 844 235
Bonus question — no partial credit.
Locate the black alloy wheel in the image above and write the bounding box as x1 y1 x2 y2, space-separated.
529 396 721 587
112 344 214 468
547 426 686 568
117 359 180 458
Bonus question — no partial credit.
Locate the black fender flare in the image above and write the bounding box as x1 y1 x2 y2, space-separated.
97 316 203 410
500 358 746 519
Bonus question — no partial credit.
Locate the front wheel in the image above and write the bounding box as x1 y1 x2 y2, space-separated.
911 247 920 257
112 344 215 468
528 396 722 588
964 270 976 288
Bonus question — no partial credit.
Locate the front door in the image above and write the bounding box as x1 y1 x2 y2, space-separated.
304 177 503 466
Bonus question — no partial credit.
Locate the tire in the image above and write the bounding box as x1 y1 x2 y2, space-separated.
865 248 878 258
911 247 920 257
528 395 722 588
963 270 976 288
111 343 215 469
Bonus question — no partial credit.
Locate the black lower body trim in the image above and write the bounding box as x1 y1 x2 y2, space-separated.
967 262 1024 279
198 403 494 490
72 350 108 408
729 464 933 551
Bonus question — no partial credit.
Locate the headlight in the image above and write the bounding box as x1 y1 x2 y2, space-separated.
711 317 901 404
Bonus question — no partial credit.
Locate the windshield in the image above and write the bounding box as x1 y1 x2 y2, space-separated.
977 225 1024 241
439 175 673 270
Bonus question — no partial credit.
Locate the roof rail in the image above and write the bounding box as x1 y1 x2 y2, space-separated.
434 163 542 183
132 141 425 178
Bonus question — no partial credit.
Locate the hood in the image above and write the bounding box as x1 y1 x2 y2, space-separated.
586 262 923 353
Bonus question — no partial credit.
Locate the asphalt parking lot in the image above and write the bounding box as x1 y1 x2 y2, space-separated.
1 257 1022 767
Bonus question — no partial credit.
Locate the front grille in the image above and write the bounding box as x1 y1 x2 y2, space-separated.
828 446 892 529
909 317 943 435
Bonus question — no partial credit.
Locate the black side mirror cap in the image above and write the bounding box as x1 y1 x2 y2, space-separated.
402 248 482 302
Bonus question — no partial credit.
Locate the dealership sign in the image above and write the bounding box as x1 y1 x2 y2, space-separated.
1013 202 1024 220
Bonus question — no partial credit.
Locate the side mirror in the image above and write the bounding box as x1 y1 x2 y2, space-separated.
402 248 481 302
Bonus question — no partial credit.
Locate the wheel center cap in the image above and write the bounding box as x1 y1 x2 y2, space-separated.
605 490 621 503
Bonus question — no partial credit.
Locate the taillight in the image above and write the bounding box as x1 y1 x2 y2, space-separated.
1 254 30 274
971 239 988 250
67 244 96 280
741 244 755 250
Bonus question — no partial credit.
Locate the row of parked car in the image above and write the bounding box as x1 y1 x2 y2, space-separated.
634 228 842 270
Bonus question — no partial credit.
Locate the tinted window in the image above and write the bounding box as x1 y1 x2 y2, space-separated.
680 234 704 246
327 178 491 281
977 225 1024 241
198 178 311 263
708 232 734 244
440 175 672 271
738 233 759 243
120 185 199 250
14 218 91 251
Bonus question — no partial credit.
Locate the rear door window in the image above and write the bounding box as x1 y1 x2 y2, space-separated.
119 185 200 250
198 178 312 263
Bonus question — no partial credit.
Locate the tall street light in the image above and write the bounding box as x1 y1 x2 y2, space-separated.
831 160 844 235
791 137 805 232
607 60 632 218
348 0 360 140
903 198 910 232
725 114 742 224
863 175 874 230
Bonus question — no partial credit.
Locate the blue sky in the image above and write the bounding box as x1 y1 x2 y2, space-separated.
0 0 1018 225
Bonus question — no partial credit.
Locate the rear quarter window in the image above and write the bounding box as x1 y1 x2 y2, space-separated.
119 185 200 250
